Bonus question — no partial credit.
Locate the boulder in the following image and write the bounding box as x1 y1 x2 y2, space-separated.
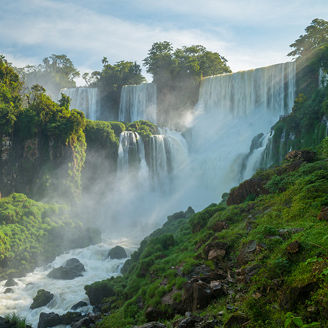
30 289 54 309
47 258 85 280
318 207 328 221
85 281 115 306
133 323 166 328
224 313 249 327
71 301 88 310
203 241 228 261
285 150 315 163
4 288 14 294
38 312 84 328
4 278 17 287
183 279 213 312
211 221 228 233
145 307 165 322
107 246 127 259
286 240 300 254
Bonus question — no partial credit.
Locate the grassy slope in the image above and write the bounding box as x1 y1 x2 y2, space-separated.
88 151 328 328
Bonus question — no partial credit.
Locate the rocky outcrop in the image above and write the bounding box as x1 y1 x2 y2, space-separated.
38 312 84 328
4 278 17 287
285 150 315 163
71 301 88 310
30 289 54 309
107 246 127 259
47 258 85 280
227 177 268 205
85 281 115 306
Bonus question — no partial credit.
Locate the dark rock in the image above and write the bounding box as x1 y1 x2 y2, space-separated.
4 288 14 294
285 150 315 163
281 282 317 310
183 280 212 312
134 322 166 328
318 207 328 221
210 281 227 298
4 278 17 287
145 307 164 322
30 289 54 309
37 312 83 328
38 312 61 328
177 315 202 328
189 265 226 282
224 313 249 327
211 221 228 233
71 314 100 328
71 301 88 310
47 258 85 280
107 246 127 259
227 177 269 205
286 240 300 254
85 281 115 306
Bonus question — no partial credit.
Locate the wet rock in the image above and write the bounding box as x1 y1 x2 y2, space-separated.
4 278 17 287
286 240 300 254
133 322 166 328
285 150 315 163
71 301 88 310
47 258 85 280
318 207 328 221
85 281 115 306
38 312 83 328
4 288 14 294
30 289 54 309
224 313 249 327
107 246 127 259
38 312 61 328
71 314 100 328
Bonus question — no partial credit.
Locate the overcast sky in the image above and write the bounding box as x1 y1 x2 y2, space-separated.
1 0 327 84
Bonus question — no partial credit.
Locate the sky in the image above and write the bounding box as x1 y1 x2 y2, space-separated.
1 0 327 85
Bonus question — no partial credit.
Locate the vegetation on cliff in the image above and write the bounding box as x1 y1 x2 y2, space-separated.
0 193 100 280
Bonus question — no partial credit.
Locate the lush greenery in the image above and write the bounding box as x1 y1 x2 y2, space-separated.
0 193 100 280
87 59 146 121
143 42 231 127
18 54 79 99
86 141 328 327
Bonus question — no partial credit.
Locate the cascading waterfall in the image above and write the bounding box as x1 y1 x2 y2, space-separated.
119 83 157 123
187 62 296 207
61 88 98 120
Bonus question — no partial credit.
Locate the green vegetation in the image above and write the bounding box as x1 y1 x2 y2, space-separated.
87 59 146 121
87 142 328 327
0 193 100 279
143 42 231 127
18 54 79 99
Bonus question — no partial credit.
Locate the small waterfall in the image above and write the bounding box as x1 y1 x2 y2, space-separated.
61 88 98 120
189 62 296 206
119 83 157 123
118 131 147 175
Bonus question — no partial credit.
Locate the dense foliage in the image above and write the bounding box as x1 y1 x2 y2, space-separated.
88 59 146 121
0 193 100 280
143 42 231 127
86 143 328 327
288 18 328 58
18 54 79 99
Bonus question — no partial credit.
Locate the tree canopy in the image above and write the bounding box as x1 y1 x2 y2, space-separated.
19 54 80 99
288 18 328 58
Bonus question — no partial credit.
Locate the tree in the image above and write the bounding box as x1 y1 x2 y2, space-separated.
19 54 80 100
90 59 146 120
288 18 328 58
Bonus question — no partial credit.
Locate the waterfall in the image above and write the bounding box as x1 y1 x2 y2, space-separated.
118 131 147 175
319 67 328 88
188 62 296 207
60 88 98 120
119 83 157 123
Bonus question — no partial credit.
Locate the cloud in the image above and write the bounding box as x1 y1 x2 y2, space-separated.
1 0 325 84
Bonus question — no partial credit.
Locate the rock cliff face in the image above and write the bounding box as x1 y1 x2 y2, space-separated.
0 132 86 201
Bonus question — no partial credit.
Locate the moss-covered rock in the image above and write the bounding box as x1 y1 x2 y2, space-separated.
30 289 54 309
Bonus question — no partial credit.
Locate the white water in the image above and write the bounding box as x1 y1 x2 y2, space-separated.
60 88 98 120
0 239 134 327
119 83 157 123
184 62 296 207
319 67 328 88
